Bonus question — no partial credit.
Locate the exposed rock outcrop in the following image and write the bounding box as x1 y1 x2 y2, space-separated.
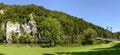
6 21 21 43
6 14 37 43
0 9 5 14
22 14 37 37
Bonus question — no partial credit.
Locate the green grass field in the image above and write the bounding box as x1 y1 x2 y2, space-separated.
0 42 120 55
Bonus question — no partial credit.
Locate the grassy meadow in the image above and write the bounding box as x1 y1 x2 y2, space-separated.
0 42 120 55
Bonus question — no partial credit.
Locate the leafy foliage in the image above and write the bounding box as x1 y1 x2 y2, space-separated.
83 28 98 44
0 3 115 46
39 18 61 45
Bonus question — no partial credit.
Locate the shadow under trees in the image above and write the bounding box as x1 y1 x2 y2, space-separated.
55 43 120 55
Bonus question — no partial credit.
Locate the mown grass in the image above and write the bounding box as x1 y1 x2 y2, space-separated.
0 42 120 55
0 44 55 55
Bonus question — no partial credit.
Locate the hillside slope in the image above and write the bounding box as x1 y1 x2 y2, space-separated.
0 3 113 45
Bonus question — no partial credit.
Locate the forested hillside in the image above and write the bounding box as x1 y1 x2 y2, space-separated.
0 3 115 46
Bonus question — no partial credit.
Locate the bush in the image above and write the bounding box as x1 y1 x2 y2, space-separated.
19 34 34 43
0 29 6 43
11 32 19 43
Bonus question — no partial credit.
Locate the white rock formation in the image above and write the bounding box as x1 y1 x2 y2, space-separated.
6 21 21 43
0 9 4 14
22 14 37 37
6 14 37 43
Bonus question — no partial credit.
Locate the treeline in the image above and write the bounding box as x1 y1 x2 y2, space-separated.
0 3 117 46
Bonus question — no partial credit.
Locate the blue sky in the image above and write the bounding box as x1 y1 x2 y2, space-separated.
1 0 120 32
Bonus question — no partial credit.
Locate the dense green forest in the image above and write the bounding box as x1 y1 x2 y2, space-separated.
0 3 118 46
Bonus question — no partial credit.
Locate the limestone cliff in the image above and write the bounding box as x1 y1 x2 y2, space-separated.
0 9 4 14
6 21 21 43
6 14 37 43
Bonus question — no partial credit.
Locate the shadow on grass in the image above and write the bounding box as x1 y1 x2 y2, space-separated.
55 43 120 55
0 53 5 55
43 53 55 55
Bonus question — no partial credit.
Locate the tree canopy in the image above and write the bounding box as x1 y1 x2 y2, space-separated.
39 18 61 45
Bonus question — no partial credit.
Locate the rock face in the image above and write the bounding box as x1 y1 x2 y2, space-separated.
6 14 37 43
0 9 5 14
22 14 37 37
22 21 37 36
6 21 21 43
